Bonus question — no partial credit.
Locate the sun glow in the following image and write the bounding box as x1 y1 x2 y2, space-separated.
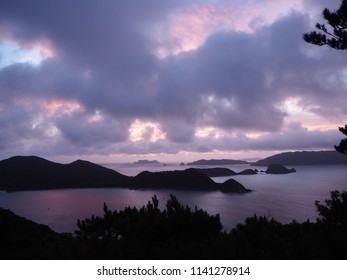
129 119 166 142
154 1 305 58
41 100 83 115
195 126 223 139
245 132 264 139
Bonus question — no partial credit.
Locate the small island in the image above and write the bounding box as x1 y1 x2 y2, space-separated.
133 159 161 164
265 164 296 174
187 159 250 165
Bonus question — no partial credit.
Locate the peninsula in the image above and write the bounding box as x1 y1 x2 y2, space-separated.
252 150 347 166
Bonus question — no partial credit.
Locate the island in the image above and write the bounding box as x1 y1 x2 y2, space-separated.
195 168 258 177
0 156 251 193
187 159 250 165
251 150 347 166
133 159 161 164
265 164 296 174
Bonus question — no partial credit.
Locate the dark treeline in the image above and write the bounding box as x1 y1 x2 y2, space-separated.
1 191 347 259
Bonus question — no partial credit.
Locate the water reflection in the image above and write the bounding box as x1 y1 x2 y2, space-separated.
0 164 346 233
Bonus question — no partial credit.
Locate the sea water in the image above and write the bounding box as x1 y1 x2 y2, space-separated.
0 164 346 233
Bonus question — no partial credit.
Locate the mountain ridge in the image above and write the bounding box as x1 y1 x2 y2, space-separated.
251 150 347 166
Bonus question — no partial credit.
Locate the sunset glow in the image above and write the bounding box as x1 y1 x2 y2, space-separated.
129 120 166 142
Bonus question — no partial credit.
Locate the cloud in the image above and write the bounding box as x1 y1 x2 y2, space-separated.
55 112 129 147
0 1 346 161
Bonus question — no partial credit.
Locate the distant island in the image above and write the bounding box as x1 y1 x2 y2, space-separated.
0 156 251 193
195 167 257 177
252 150 347 166
133 159 161 164
187 159 249 165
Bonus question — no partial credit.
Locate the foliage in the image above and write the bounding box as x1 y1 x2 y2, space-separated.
2 191 347 259
75 195 223 259
334 125 347 154
315 190 347 227
303 0 347 50
0 208 74 259
303 1 347 154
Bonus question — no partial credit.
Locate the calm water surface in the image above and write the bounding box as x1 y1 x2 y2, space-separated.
0 164 346 233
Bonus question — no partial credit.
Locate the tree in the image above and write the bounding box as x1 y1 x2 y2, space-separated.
303 0 347 50
315 190 347 228
303 1 347 153
334 125 347 154
74 195 223 259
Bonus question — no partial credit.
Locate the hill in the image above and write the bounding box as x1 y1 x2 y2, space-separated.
195 168 257 177
0 207 73 259
129 168 250 193
0 156 129 191
187 159 249 165
252 151 347 166
265 164 296 174
0 156 251 193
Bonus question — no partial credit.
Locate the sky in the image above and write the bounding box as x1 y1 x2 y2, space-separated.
0 0 346 163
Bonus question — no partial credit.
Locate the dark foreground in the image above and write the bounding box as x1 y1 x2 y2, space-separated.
1 191 347 259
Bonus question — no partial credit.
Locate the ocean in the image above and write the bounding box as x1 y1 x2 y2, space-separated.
0 164 346 233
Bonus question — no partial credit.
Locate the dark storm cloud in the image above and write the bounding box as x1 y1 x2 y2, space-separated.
185 122 342 153
55 112 130 147
156 13 308 133
0 0 184 112
0 59 85 104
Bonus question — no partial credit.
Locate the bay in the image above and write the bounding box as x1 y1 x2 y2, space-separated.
0 164 346 233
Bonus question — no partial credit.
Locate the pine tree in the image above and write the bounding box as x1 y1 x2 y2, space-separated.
303 0 347 50
335 125 347 154
303 1 347 153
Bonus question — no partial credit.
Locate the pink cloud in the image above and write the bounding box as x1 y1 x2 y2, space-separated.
156 0 306 57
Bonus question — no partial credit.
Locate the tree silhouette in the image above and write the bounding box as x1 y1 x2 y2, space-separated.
303 0 347 50
74 195 223 259
315 190 347 228
334 125 347 154
303 1 347 153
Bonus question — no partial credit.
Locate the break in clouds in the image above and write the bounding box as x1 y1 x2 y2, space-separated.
0 0 346 160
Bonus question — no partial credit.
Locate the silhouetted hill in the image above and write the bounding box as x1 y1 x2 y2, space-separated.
195 168 237 177
265 164 296 174
129 168 251 193
237 169 258 175
187 159 249 165
0 156 129 191
252 151 347 166
220 178 251 193
0 207 73 259
0 156 251 193
195 168 258 177
131 168 215 190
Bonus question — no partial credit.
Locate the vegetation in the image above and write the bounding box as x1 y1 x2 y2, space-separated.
74 195 223 259
303 0 347 154
335 125 347 154
303 0 347 50
0 208 74 259
1 191 347 259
